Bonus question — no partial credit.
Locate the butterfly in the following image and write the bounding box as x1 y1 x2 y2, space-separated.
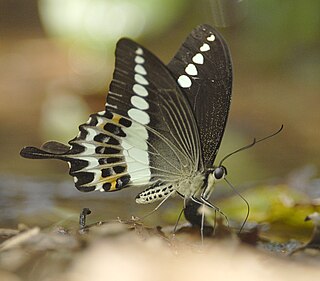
20 24 232 225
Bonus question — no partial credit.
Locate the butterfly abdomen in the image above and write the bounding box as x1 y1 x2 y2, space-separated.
135 184 174 204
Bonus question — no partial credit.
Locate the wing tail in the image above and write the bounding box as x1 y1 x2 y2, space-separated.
20 146 59 159
20 141 70 160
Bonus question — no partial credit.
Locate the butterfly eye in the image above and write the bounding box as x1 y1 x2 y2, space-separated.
213 166 225 180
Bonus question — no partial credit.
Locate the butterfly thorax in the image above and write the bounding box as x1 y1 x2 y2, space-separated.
135 165 227 205
174 172 205 198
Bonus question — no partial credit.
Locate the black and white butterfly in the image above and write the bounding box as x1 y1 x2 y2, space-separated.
20 24 232 226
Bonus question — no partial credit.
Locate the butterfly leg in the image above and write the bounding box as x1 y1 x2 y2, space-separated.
173 207 185 234
190 195 203 205
199 196 229 228
200 205 205 242
173 193 190 234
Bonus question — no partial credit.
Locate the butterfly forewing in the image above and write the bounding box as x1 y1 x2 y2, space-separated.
64 38 202 192
167 24 232 168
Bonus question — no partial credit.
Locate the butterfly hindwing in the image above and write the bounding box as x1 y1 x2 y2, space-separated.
20 38 203 194
167 24 233 168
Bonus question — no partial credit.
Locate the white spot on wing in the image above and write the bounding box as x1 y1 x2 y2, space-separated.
121 139 133 150
131 95 149 110
79 157 99 169
81 143 96 155
73 176 78 183
92 169 102 183
207 34 216 41
192 53 204 64
133 84 148 97
134 64 147 75
96 117 104 126
185 64 198 76
121 123 150 184
127 164 151 183
135 74 148 85
128 108 150 124
136 48 143 55
85 127 98 141
123 122 148 149
177 75 192 88
135 56 145 64
129 147 149 164
106 103 118 109
200 43 210 52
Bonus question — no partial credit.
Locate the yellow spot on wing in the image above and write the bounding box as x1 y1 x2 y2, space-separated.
112 114 122 124
98 171 128 191
95 113 124 130
109 181 117 191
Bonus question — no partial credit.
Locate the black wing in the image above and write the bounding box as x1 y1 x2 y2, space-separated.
167 24 232 168
21 38 202 194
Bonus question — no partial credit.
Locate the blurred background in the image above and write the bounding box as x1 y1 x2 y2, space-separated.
1 0 320 235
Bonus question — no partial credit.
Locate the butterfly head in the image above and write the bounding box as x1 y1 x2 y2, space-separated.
206 165 227 184
212 165 227 181
201 166 227 199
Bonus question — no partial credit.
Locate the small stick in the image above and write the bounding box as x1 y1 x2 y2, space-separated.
79 208 92 232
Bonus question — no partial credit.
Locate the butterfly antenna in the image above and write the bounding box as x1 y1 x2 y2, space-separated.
224 177 250 234
219 138 256 167
219 124 284 166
